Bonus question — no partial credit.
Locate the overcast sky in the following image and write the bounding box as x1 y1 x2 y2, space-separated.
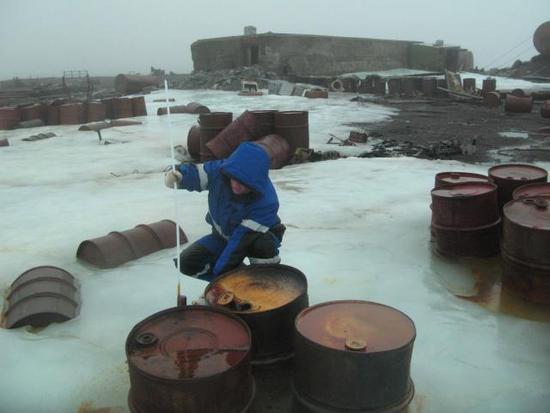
0 0 548 80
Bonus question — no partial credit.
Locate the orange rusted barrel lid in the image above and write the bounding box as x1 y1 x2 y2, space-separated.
295 300 415 353
489 164 548 181
205 265 307 313
127 306 251 380
513 182 550 200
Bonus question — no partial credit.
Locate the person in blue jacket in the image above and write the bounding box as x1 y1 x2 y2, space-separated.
164 142 285 281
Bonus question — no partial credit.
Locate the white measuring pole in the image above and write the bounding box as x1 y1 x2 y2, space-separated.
164 80 181 274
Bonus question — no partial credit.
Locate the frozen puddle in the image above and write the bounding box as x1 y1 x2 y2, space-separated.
499 131 529 139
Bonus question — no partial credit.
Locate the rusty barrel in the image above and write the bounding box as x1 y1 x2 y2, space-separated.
434 172 491 189
186 102 210 114
435 78 448 97
505 94 533 113
293 300 415 413
112 98 134 119
20 104 43 121
250 110 277 137
463 78 476 93
484 91 501 108
199 112 233 162
274 111 309 156
157 105 189 115
422 77 437 97
205 264 308 366
86 101 106 122
207 110 261 159
47 104 60 125
101 98 114 119
541 100 550 118
400 78 416 97
254 135 291 170
488 164 548 209
0 107 20 130
431 182 500 257
304 89 328 99
502 197 550 304
513 182 550 199
131 96 147 117
387 78 401 96
482 78 496 96
187 125 202 160
60 103 85 124
2 266 80 329
373 78 386 95
126 306 255 413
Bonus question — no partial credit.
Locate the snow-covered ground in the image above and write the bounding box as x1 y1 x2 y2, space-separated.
1 90 549 413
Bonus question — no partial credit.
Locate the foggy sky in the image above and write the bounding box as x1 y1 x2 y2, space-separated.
0 0 548 80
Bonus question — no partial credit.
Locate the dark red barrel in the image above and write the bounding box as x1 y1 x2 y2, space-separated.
436 78 448 97
274 111 309 156
373 78 386 95
187 125 202 160
112 98 133 119
126 306 255 413
422 77 437 97
431 182 500 257
463 78 476 93
20 104 43 121
186 102 210 114
47 105 60 125
205 264 308 366
293 301 415 413
60 103 85 124
540 100 550 118
254 135 291 170
131 96 147 117
341 77 358 93
513 182 550 199
502 196 550 303
488 164 548 209
400 78 416 97
86 102 106 122
304 89 328 99
207 111 261 159
484 91 501 108
505 95 533 113
250 110 277 137
0 107 20 130
157 105 189 116
199 112 233 162
434 172 492 188
387 78 401 96
101 98 114 119
482 78 496 96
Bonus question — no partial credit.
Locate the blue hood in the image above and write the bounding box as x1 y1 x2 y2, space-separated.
220 142 270 195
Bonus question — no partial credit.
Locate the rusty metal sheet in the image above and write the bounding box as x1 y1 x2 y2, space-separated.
77 220 187 269
2 266 80 329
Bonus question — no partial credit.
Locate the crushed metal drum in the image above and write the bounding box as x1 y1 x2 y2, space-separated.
199 112 233 162
293 300 415 413
304 89 328 99
488 163 548 209
187 124 202 160
434 172 492 189
77 220 187 269
1 266 80 329
513 182 550 200
157 105 189 116
502 196 550 304
205 264 308 365
505 94 533 113
131 97 147 117
126 306 254 413
431 182 500 257
206 110 261 159
254 134 291 169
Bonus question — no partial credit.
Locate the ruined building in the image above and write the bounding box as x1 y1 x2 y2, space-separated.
191 27 474 76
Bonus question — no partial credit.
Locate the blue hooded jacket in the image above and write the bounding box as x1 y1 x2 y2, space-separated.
177 142 280 275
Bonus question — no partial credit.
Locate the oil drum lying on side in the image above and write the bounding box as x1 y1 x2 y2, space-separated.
254 134 291 170
199 112 233 162
186 102 210 114
488 163 548 209
205 264 308 366
431 182 500 257
126 306 254 413
504 94 533 113
77 220 187 269
502 196 550 304
207 111 262 159
293 300 416 413
157 105 189 116
434 172 491 189
2 266 80 329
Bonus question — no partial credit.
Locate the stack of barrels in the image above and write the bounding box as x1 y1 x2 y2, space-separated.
431 164 550 304
186 109 309 169
126 264 417 413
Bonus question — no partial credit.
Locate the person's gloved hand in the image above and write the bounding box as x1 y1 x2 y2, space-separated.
164 170 183 188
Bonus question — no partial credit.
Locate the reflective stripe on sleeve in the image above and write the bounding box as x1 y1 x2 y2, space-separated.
198 165 208 190
241 219 270 233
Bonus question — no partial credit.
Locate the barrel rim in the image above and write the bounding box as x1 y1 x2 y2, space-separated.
294 300 416 355
488 163 548 180
512 182 550 200
503 195 550 230
125 305 252 383
204 263 308 315
431 182 497 198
